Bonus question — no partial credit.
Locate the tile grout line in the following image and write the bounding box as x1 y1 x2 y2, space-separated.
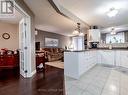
99 69 111 95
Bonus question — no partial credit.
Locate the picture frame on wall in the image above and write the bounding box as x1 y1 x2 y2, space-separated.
45 38 59 47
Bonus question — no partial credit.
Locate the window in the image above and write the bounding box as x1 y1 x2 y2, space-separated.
106 32 125 44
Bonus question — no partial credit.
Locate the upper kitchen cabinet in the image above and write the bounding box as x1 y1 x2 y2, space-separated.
88 29 101 42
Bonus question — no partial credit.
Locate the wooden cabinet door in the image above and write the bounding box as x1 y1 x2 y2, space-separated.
6 55 15 66
0 55 5 66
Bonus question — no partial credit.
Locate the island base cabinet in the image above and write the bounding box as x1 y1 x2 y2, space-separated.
64 52 79 79
64 51 97 79
78 51 97 76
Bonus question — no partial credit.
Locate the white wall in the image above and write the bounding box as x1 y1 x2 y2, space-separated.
0 22 19 50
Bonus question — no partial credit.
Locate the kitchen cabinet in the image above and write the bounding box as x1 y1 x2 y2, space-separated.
64 50 128 79
98 50 115 66
88 29 101 42
64 50 97 79
64 52 79 79
79 51 97 75
120 51 128 68
115 51 121 66
97 50 128 67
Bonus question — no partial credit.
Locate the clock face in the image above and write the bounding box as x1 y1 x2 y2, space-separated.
2 33 10 40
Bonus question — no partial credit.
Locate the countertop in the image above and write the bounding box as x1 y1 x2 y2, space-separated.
65 48 128 52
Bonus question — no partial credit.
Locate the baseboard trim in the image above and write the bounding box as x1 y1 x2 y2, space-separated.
20 70 36 78
30 70 36 77
20 70 26 78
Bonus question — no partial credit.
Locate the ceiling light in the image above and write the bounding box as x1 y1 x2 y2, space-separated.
111 31 116 35
107 8 118 17
79 32 84 36
110 85 117 91
72 23 84 36
35 29 38 35
73 30 79 35
110 27 116 35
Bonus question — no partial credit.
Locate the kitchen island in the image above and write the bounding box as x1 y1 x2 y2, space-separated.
64 49 128 79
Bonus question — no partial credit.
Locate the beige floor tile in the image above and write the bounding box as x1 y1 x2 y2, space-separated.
65 65 128 95
66 86 84 95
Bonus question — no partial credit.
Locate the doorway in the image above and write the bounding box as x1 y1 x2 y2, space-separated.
15 2 32 78
0 0 33 78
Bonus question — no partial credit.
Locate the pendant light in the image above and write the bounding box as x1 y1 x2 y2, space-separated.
110 27 116 35
73 23 84 36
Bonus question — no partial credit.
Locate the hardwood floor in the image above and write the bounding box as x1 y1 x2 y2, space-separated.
0 65 64 95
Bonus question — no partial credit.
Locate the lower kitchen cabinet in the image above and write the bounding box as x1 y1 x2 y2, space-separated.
79 51 97 75
115 50 121 66
64 50 128 79
120 51 128 68
98 50 128 68
98 50 115 66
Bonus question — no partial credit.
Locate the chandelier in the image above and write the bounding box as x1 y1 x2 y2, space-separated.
73 23 84 36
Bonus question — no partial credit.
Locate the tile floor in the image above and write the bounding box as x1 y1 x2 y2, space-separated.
65 65 128 95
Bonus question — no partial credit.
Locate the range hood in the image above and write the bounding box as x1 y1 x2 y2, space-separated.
89 26 101 42
90 26 98 29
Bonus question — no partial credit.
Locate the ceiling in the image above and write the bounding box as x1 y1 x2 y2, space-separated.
24 0 128 35
56 0 128 31
101 24 128 33
0 9 23 24
24 0 81 36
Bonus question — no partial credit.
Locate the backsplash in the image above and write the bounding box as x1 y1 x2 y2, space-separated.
98 43 128 48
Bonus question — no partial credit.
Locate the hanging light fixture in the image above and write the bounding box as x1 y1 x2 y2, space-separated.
73 29 79 35
110 27 116 35
35 29 38 35
73 23 84 36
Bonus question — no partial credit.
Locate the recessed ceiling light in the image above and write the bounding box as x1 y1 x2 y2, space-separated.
107 8 118 17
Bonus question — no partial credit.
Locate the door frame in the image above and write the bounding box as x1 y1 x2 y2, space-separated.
14 2 35 78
